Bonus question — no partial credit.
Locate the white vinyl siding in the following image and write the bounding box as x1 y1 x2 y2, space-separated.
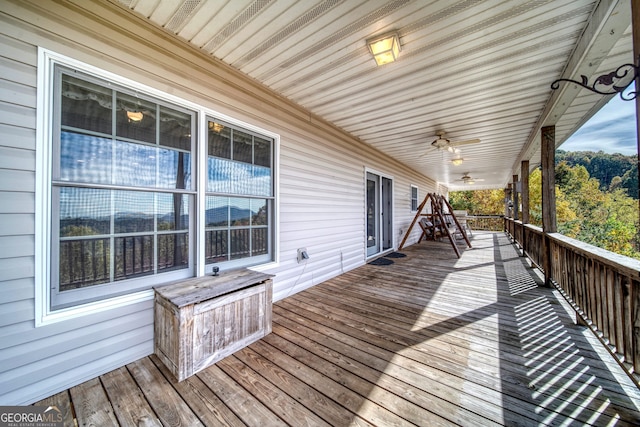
0 1 438 405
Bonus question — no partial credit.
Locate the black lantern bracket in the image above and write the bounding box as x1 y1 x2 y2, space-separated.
551 54 639 101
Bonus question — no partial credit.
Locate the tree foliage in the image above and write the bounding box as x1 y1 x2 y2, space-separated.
450 160 640 259
556 150 638 199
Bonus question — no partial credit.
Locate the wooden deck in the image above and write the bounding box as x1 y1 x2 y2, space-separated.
35 232 640 426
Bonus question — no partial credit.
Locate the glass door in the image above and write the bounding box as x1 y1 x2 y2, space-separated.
366 172 379 257
366 172 393 257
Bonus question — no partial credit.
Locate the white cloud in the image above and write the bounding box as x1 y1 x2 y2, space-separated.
560 93 637 155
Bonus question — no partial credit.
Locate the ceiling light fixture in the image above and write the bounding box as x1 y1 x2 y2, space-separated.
367 31 401 66
208 121 224 133
126 110 143 122
451 158 464 166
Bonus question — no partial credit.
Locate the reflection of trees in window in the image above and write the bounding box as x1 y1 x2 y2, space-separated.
54 69 194 304
205 118 273 267
59 238 109 291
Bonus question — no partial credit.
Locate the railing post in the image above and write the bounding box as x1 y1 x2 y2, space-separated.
541 125 557 287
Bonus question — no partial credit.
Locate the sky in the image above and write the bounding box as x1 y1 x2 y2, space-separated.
560 89 637 156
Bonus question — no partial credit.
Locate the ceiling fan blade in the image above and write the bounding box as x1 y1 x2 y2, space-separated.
450 138 480 147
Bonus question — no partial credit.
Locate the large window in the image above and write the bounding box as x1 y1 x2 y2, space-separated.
205 120 273 268
45 60 275 312
50 67 195 310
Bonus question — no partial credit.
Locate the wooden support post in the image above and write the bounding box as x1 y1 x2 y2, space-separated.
541 125 557 287
633 0 640 250
520 161 530 225
520 161 530 258
512 174 519 221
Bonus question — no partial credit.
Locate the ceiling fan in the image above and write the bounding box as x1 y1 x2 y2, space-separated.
431 131 480 152
457 172 485 185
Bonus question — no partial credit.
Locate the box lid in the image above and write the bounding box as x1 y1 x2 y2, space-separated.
154 269 274 308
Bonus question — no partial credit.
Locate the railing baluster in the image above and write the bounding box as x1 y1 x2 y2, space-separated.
505 217 640 387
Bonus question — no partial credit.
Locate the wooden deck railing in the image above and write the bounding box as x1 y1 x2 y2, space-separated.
504 217 640 387
467 214 504 231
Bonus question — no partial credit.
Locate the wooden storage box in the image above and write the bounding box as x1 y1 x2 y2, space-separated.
154 269 273 381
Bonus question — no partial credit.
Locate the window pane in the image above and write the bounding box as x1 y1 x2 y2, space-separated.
158 233 189 272
157 193 189 231
59 238 110 291
159 149 191 190
251 199 267 226
160 106 191 151
230 198 251 226
114 191 154 233
252 228 268 255
114 140 156 187
116 93 156 143
205 229 227 264
208 122 230 159
60 187 111 236
251 165 272 196
254 136 271 168
207 157 232 193
60 131 112 184
233 130 253 164
206 196 229 227
61 74 112 134
230 228 250 260
115 235 154 280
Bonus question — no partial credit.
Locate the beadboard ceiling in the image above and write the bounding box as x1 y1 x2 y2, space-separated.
113 0 634 190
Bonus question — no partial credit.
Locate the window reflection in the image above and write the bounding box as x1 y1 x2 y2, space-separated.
254 137 271 168
160 107 191 151
114 191 154 233
206 196 229 227
61 74 112 135
59 187 111 236
233 129 253 164
60 131 112 184
208 122 231 159
251 199 268 226
159 149 191 190
114 140 156 187
157 193 189 230
230 198 251 226
116 92 156 143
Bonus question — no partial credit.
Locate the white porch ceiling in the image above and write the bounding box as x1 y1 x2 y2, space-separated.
114 0 634 191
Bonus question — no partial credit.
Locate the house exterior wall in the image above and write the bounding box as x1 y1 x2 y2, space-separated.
0 0 436 404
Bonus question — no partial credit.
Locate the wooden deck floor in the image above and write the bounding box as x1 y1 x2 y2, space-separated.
36 232 640 426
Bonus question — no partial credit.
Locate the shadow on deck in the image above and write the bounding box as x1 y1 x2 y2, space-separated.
36 232 640 426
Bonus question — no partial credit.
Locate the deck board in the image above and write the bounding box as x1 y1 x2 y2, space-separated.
34 232 640 426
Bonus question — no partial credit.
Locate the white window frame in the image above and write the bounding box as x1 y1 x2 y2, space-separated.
410 185 419 212
35 48 280 326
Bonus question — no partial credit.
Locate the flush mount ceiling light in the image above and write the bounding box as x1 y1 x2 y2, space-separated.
208 121 224 133
126 110 143 122
367 31 401 66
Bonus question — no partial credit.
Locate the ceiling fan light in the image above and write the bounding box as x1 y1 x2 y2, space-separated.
451 158 464 166
367 32 400 66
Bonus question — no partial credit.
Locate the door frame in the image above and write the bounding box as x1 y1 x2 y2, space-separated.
365 168 394 259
